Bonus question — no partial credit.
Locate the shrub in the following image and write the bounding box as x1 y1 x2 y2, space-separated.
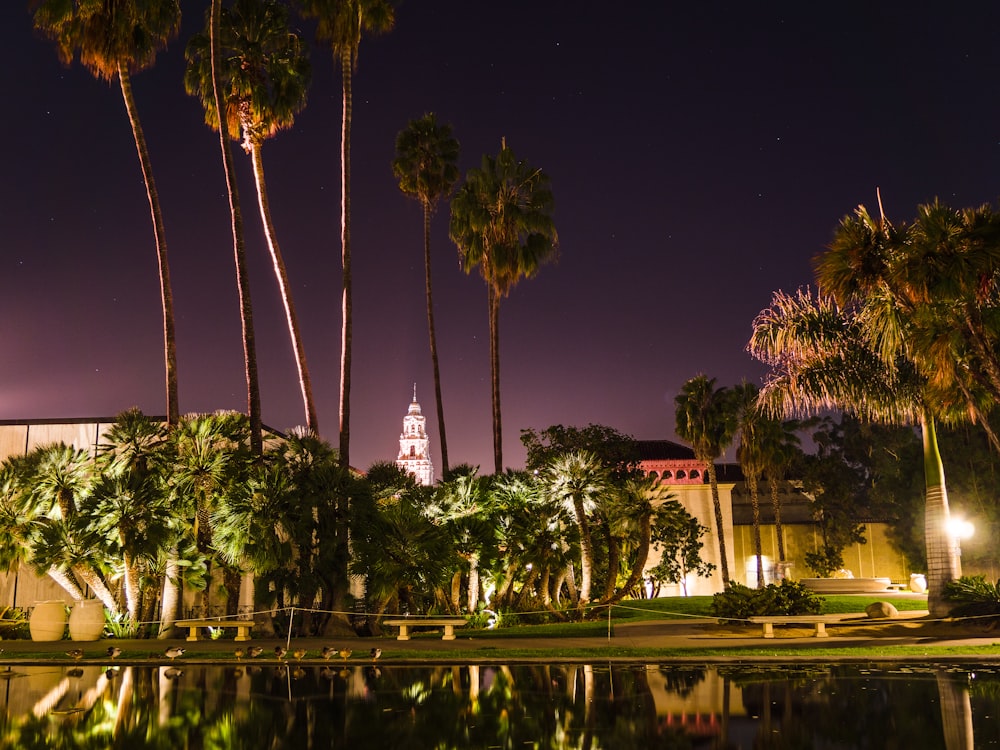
710 580 822 622
943 576 1000 622
0 607 29 640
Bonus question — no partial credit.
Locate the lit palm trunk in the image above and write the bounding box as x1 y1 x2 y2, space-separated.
921 415 960 616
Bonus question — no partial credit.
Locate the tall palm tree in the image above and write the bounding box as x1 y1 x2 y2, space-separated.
207 0 263 455
19 444 120 615
32 0 181 425
756 416 801 565
297 0 395 469
393 113 460 474
94 409 174 625
816 202 1000 604
425 471 494 613
542 451 610 611
674 375 735 585
600 476 674 604
748 287 957 615
0 455 88 604
450 140 559 473
733 381 766 588
820 202 1000 448
186 0 316 433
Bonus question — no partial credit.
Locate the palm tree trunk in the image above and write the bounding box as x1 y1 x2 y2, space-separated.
749 477 764 587
488 284 503 473
769 475 786 562
573 496 594 608
705 462 731 585
602 527 619 602
122 551 141 622
211 0 262 456
72 565 119 617
118 64 179 426
46 566 85 602
423 200 449 473
158 551 179 638
338 46 353 469
250 142 318 433
466 552 480 613
450 570 462 611
614 514 652 603
921 414 960 616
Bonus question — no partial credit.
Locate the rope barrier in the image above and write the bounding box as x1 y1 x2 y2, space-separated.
28 602 1000 633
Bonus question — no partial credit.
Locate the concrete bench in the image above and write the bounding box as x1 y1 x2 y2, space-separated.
799 577 891 594
383 617 467 641
175 619 254 642
747 614 849 638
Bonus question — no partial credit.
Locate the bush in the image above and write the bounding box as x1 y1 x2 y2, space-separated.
943 575 1000 622
0 607 29 640
710 580 822 622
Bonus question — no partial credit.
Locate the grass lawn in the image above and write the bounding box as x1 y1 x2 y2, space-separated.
462 594 930 640
608 593 928 620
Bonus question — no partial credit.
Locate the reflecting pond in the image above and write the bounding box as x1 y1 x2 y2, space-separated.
0 660 998 748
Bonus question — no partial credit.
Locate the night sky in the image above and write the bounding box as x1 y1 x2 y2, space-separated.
4 1 1000 474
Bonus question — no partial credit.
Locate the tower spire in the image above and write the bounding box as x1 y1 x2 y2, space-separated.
413 382 417 402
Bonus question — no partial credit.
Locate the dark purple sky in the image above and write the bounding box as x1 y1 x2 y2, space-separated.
4 1 1000 474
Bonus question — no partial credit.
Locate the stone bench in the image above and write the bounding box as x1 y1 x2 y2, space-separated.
799 577 892 594
175 619 254 642
383 617 467 641
747 614 849 638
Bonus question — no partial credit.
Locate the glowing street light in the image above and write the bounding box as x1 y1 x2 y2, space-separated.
946 517 974 558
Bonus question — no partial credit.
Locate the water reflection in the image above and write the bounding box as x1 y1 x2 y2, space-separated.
0 660 996 748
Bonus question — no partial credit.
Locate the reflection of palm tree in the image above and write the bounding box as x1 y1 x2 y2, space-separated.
32 0 181 426
393 114 460 474
186 0 317 433
936 669 974 750
450 141 559 473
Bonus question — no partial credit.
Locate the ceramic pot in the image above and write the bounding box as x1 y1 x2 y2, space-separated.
909 573 928 593
69 600 105 641
29 600 68 641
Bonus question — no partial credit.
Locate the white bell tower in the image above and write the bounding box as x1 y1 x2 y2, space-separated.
396 384 434 485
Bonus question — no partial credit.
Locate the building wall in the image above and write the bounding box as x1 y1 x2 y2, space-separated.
643 483 737 596
730 521 910 586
